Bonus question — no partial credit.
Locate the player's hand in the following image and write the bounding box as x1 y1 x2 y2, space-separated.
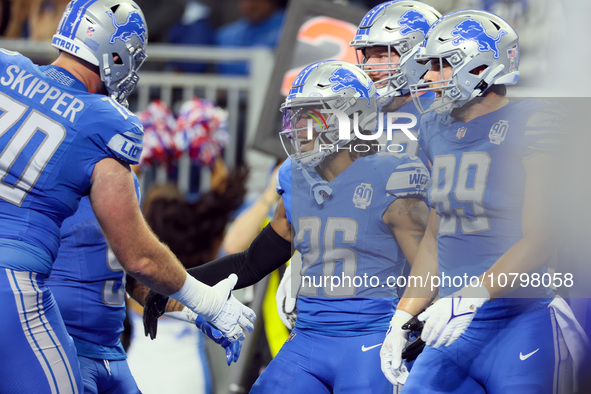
225 340 242 365
419 286 490 348
143 290 170 340
195 315 242 365
276 264 297 330
204 275 256 343
400 316 426 362
380 310 412 385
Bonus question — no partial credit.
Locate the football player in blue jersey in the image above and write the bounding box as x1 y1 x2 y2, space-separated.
0 0 253 392
349 0 440 162
46 176 241 393
346 3 441 383
380 10 582 392
144 60 431 393
276 2 442 330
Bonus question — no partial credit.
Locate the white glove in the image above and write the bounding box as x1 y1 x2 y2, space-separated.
380 310 412 385
170 274 256 342
210 293 256 342
276 264 297 330
419 285 490 348
164 307 198 323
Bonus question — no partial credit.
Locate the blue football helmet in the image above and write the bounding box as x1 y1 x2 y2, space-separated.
410 10 520 115
350 1 441 105
280 61 378 169
52 0 148 103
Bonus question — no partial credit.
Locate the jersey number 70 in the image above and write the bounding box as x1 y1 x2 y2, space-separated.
0 92 66 206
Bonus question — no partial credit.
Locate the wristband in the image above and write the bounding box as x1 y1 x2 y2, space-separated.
391 309 414 328
169 274 221 321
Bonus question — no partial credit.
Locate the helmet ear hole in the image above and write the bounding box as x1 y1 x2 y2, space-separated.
113 54 123 65
469 65 488 75
111 5 120 13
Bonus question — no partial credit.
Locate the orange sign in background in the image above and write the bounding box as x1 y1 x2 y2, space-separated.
280 17 359 96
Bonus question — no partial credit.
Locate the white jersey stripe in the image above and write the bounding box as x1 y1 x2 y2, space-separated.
551 307 560 394
6 269 79 394
550 306 572 394
29 272 79 394
6 269 58 394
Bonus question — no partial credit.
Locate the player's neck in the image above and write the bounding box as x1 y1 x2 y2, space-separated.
51 53 102 94
452 92 509 123
316 151 354 182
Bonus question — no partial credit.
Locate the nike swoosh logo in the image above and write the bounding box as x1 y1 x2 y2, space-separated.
519 348 540 361
361 343 383 352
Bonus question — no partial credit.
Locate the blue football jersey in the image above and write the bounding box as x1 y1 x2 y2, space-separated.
46 175 140 360
0 50 143 275
277 154 429 334
418 99 555 319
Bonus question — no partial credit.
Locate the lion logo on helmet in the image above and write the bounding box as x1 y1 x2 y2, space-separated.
329 68 372 106
398 10 430 36
451 19 506 59
108 10 147 45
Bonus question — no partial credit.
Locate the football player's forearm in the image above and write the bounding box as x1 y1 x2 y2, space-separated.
397 257 438 315
479 232 552 299
386 197 430 266
103 216 187 295
480 153 553 299
397 209 439 315
125 275 147 306
91 158 186 294
398 261 437 316
187 223 293 288
222 195 275 254
123 239 187 296
165 298 186 313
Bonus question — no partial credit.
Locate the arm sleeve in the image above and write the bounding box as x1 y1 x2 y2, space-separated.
186 223 293 288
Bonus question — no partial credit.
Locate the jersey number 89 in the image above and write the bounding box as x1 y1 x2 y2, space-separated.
430 152 492 234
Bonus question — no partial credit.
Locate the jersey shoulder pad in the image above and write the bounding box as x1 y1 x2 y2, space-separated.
522 100 564 156
0 50 37 77
0 49 26 64
276 159 291 196
383 155 430 200
91 97 144 165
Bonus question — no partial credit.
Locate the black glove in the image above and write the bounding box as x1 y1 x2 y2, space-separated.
142 290 169 340
401 315 426 362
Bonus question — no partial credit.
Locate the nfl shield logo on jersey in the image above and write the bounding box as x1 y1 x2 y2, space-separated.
489 120 509 145
353 183 373 209
456 127 467 139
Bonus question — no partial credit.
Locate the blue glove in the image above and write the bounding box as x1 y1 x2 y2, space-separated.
195 315 242 365
225 341 242 365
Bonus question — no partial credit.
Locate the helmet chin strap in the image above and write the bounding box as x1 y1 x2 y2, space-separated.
296 161 333 205
469 64 505 100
